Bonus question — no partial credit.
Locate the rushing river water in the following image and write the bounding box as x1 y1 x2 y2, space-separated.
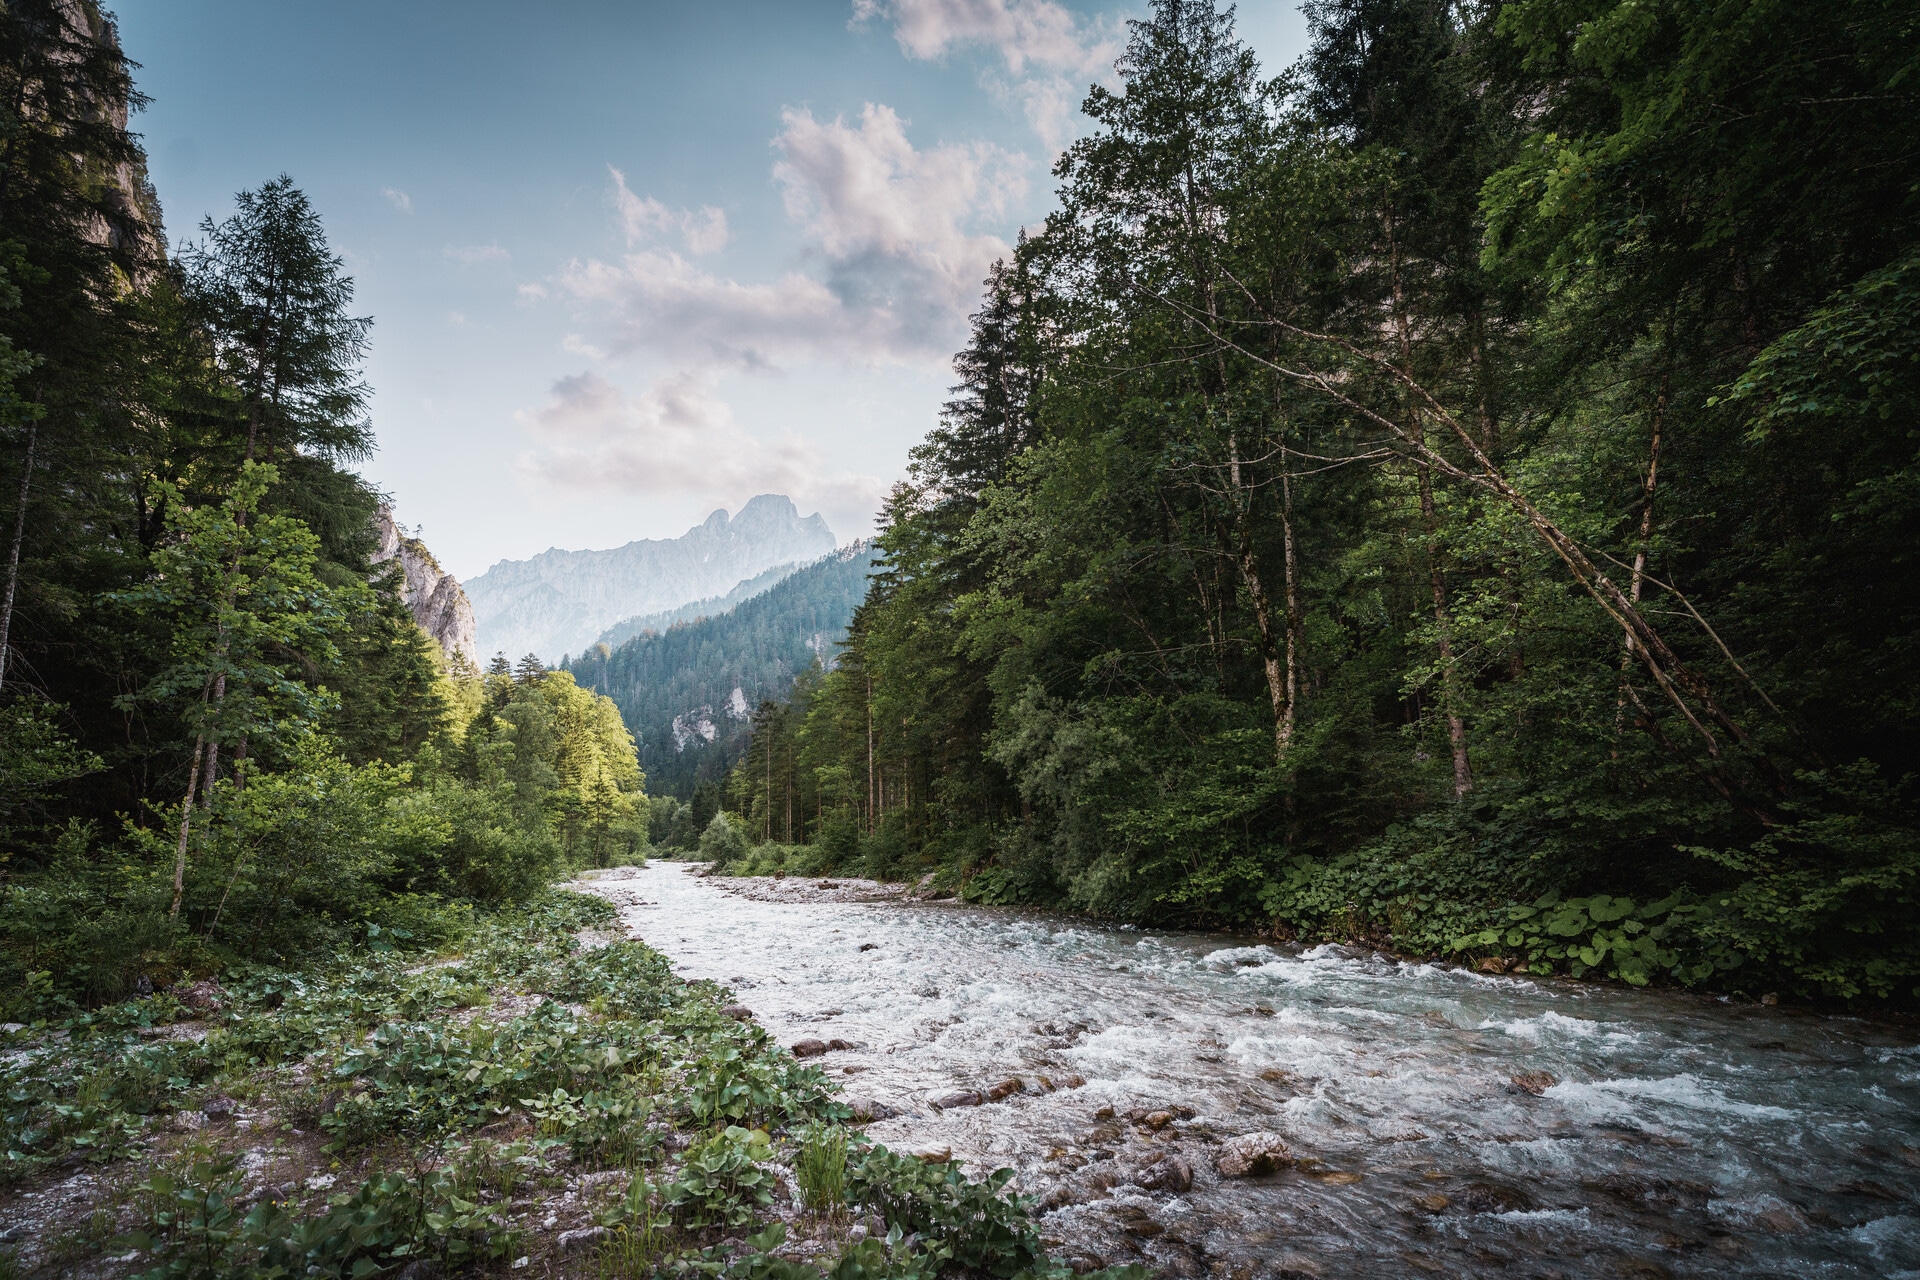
589 864 1920 1279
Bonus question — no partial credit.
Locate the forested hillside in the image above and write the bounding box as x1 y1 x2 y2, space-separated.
722 0 1920 1002
0 2 645 1012
567 544 877 801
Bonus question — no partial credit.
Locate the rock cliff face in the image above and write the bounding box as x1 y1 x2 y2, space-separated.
374 506 478 668
465 495 836 663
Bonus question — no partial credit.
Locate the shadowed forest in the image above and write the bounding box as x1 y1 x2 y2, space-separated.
706 0 1920 1004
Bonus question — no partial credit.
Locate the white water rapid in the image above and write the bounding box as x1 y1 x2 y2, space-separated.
589 864 1920 1279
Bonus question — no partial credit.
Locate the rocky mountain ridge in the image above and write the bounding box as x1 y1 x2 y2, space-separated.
374 506 478 667
465 495 836 663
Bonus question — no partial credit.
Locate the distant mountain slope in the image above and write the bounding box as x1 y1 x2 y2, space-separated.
465 495 835 662
592 560 802 650
566 543 878 798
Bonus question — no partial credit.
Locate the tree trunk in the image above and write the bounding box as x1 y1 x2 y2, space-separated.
0 420 37 693
171 735 206 920
1385 204 1471 797
1615 380 1667 743
866 676 876 837
1225 431 1293 763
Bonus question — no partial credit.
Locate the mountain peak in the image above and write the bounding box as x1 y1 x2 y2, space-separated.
464 496 837 663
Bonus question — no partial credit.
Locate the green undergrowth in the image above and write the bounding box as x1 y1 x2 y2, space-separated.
0 887 1145 1280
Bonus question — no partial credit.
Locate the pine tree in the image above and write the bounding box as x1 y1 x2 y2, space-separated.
182 176 371 468
514 653 547 684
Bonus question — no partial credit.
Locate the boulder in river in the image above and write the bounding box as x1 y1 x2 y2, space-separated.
719 1004 753 1021
932 1089 983 1109
1135 1154 1194 1193
1510 1069 1557 1096
791 1038 828 1058
847 1098 896 1122
911 1144 952 1162
827 1038 856 1051
986 1078 1023 1100
1216 1131 1294 1177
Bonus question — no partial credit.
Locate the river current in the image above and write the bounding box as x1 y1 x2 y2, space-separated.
587 863 1920 1279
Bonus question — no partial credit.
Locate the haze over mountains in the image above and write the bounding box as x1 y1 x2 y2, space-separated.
465 495 836 662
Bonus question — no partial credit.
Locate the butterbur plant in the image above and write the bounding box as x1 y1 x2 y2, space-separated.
665 1124 776 1228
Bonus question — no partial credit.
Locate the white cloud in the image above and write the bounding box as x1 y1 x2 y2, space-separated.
852 0 1119 146
445 242 510 265
515 369 888 519
553 105 1022 369
381 186 414 213
608 167 731 255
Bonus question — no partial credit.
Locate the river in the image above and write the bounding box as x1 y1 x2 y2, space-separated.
586 863 1920 1279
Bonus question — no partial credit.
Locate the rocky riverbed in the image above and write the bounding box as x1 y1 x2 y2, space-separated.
584 863 1920 1279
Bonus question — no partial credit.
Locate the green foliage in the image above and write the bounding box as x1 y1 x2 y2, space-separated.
699 812 751 867
665 1125 776 1228
794 1123 849 1213
123 1157 515 1280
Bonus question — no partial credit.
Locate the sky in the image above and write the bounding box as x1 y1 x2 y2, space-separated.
113 1 1310 580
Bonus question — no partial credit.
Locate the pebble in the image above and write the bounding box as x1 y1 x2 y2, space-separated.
986 1078 1022 1101
1216 1132 1294 1178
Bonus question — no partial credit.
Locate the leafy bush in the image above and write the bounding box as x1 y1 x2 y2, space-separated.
666 1125 777 1228
699 812 751 868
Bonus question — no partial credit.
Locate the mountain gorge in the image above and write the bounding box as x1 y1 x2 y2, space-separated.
464 495 836 663
566 542 879 797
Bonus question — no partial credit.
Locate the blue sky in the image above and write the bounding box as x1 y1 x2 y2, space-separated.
114 1 1309 579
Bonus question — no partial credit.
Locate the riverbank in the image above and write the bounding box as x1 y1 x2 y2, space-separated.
0 885 1123 1280
609 862 1920 1279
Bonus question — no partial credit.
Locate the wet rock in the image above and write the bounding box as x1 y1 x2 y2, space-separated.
201 1095 237 1120
933 1090 984 1110
1141 1110 1175 1130
558 1226 608 1253
791 1038 828 1058
1094 1105 1116 1120
859 943 878 952
1059 1074 1087 1088
1510 1070 1557 1096
719 1004 754 1021
827 1038 856 1051
911 1144 952 1163
1307 1170 1362 1185
847 1098 896 1122
1460 1181 1532 1214
986 1078 1023 1101
1135 1154 1194 1193
1412 1193 1450 1214
843 1064 869 1075
1216 1132 1294 1178
1113 1204 1163 1239
1475 957 1508 974
1272 1254 1325 1279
